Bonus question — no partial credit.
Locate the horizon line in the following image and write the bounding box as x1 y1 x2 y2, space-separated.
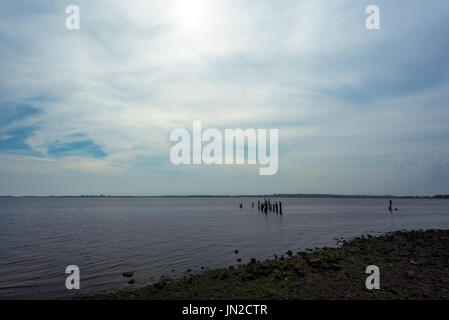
1 193 448 199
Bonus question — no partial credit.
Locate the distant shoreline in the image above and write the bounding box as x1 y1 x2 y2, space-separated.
2 194 449 199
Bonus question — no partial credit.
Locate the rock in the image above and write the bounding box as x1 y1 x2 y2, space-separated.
330 263 342 270
260 264 270 270
123 272 133 278
154 279 168 289
262 269 271 276
246 264 257 274
293 263 305 276
234 250 239 254
286 250 293 256
406 270 415 279
245 274 255 281
319 263 331 270
307 257 321 264
237 258 242 263
389 288 398 295
127 279 135 284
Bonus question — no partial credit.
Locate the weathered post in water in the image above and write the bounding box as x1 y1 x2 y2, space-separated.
279 201 282 215
258 201 260 210
252 202 254 208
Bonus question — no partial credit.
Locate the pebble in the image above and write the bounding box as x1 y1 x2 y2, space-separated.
406 270 415 279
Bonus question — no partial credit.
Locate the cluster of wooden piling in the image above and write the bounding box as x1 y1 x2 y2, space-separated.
241 198 283 215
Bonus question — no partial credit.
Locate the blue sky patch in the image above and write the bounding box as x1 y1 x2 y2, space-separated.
0 126 37 153
0 103 41 127
0 104 42 155
47 140 107 158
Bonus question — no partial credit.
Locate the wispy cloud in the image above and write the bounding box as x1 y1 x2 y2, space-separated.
0 0 448 195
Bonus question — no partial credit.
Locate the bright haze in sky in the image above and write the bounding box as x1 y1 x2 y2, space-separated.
0 0 449 196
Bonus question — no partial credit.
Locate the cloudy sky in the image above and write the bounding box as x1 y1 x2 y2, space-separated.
1 0 448 196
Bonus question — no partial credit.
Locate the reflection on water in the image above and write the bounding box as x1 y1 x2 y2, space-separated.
1 196 449 299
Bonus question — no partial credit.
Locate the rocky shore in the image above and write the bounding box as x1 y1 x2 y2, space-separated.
86 229 449 300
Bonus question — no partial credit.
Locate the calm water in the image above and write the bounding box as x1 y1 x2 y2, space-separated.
1 197 449 299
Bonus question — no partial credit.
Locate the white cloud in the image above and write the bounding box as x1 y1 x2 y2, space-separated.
0 0 449 195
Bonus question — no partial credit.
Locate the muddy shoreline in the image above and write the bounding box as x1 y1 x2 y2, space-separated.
84 229 449 300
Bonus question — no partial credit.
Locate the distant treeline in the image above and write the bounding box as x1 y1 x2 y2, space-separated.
431 194 449 199
2 194 449 199
270 194 449 199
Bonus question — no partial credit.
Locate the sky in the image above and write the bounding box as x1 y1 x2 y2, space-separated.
0 0 449 196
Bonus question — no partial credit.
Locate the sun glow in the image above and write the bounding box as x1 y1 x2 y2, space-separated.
173 0 213 35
